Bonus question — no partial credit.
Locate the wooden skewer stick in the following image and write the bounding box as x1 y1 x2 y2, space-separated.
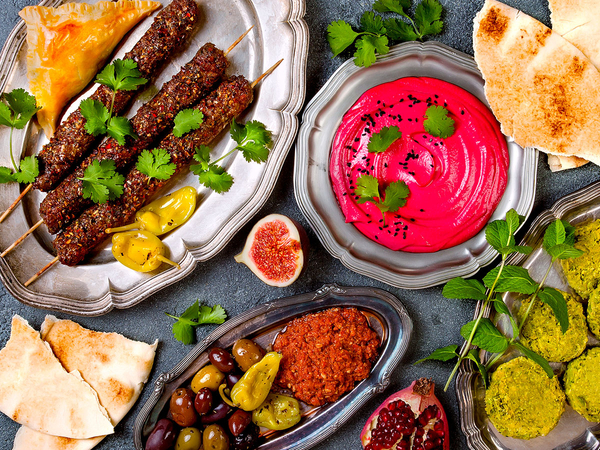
1 219 44 258
0 183 33 224
225 26 254 56
251 59 283 89
24 256 59 287
22 58 285 286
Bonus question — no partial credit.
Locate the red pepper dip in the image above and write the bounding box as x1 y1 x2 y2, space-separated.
272 307 380 406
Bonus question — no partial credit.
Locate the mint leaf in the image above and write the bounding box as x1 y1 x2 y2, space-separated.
0 167 16 183
547 243 584 260
173 109 204 138
354 34 389 67
484 266 538 294
327 20 360 57
505 209 522 236
414 0 443 37
414 344 459 364
14 156 39 184
538 287 569 333
442 277 486 300
384 18 419 41
514 342 554 378
361 11 387 34
543 219 566 250
465 349 488 387
461 319 509 353
80 98 109 136
367 126 402 153
485 219 513 254
490 296 510 316
373 0 411 16
423 105 455 138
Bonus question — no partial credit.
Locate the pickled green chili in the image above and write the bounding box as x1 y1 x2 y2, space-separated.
111 230 180 272
252 393 301 430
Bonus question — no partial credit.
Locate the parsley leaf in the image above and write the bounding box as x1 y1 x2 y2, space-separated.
367 126 402 153
354 34 389 67
80 99 110 136
373 0 411 16
0 167 16 183
197 165 234 193
327 20 360 56
384 18 419 41
96 59 147 92
361 11 387 34
78 159 125 204
14 156 39 184
355 174 381 204
231 119 272 163
381 180 409 212
1 89 39 129
355 175 409 224
424 105 455 138
107 116 136 145
173 109 204 138
414 344 459 364
414 0 444 37
165 300 227 344
136 149 176 180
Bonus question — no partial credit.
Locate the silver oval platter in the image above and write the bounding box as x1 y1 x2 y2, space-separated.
133 284 413 450
0 0 308 315
457 181 600 450
294 41 537 290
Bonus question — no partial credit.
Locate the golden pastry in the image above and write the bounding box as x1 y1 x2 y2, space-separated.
19 0 161 138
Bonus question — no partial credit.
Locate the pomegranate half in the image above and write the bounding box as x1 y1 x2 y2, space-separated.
234 214 308 287
360 378 449 450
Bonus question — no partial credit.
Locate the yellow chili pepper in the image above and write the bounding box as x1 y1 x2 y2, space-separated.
228 352 282 411
252 393 301 430
111 230 180 272
106 186 197 236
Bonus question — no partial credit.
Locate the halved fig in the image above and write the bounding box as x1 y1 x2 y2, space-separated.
234 214 308 287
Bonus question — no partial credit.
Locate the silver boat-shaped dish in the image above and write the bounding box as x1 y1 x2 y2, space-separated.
294 41 537 290
133 284 413 450
457 181 600 450
0 0 308 315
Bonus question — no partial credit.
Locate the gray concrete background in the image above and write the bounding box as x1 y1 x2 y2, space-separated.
0 0 599 449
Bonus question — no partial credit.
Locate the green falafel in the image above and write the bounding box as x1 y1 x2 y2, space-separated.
564 348 600 423
486 357 565 439
560 219 600 299
518 292 587 362
588 287 600 339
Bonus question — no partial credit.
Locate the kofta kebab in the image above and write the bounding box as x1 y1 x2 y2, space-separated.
0 0 282 285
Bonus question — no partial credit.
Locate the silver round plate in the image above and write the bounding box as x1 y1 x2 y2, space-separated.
0 0 308 315
457 181 600 450
133 284 413 450
293 41 538 289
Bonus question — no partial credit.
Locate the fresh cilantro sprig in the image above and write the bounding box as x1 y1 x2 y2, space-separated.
416 210 584 391
173 109 204 138
367 126 402 153
136 149 176 180
355 174 409 225
0 89 40 184
327 0 444 67
165 300 227 344
423 105 455 138
190 120 272 193
78 159 125 204
80 59 147 145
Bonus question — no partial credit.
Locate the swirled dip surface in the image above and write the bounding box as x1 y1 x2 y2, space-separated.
330 77 509 252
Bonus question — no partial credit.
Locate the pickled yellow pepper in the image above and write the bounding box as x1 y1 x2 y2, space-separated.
111 230 180 272
229 352 282 411
107 186 197 236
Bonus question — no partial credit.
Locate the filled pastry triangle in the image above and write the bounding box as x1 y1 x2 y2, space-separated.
19 0 161 138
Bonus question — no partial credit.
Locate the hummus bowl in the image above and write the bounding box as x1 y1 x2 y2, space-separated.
294 41 537 289
133 284 413 450
457 181 600 450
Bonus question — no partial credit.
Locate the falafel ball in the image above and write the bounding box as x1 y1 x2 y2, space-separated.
588 287 600 339
564 347 600 422
518 292 587 362
560 219 600 299
486 357 565 439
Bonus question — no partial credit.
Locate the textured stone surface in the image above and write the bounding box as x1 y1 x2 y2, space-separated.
0 0 598 449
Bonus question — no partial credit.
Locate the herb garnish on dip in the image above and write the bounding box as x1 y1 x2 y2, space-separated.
330 77 509 252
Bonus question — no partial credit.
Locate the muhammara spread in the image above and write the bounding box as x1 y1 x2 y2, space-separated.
329 77 509 252
273 307 379 406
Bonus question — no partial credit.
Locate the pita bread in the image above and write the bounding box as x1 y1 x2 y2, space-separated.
547 154 589 172
473 0 600 165
0 316 113 439
13 316 158 450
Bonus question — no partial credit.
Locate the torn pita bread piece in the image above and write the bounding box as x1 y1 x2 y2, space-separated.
19 0 161 137
13 316 158 450
547 154 589 172
473 0 600 166
0 316 114 439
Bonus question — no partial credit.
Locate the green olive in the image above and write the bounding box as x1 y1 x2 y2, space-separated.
232 339 265 372
191 364 225 393
175 427 202 450
203 424 230 450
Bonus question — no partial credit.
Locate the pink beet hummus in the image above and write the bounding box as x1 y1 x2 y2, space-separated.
329 77 509 253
